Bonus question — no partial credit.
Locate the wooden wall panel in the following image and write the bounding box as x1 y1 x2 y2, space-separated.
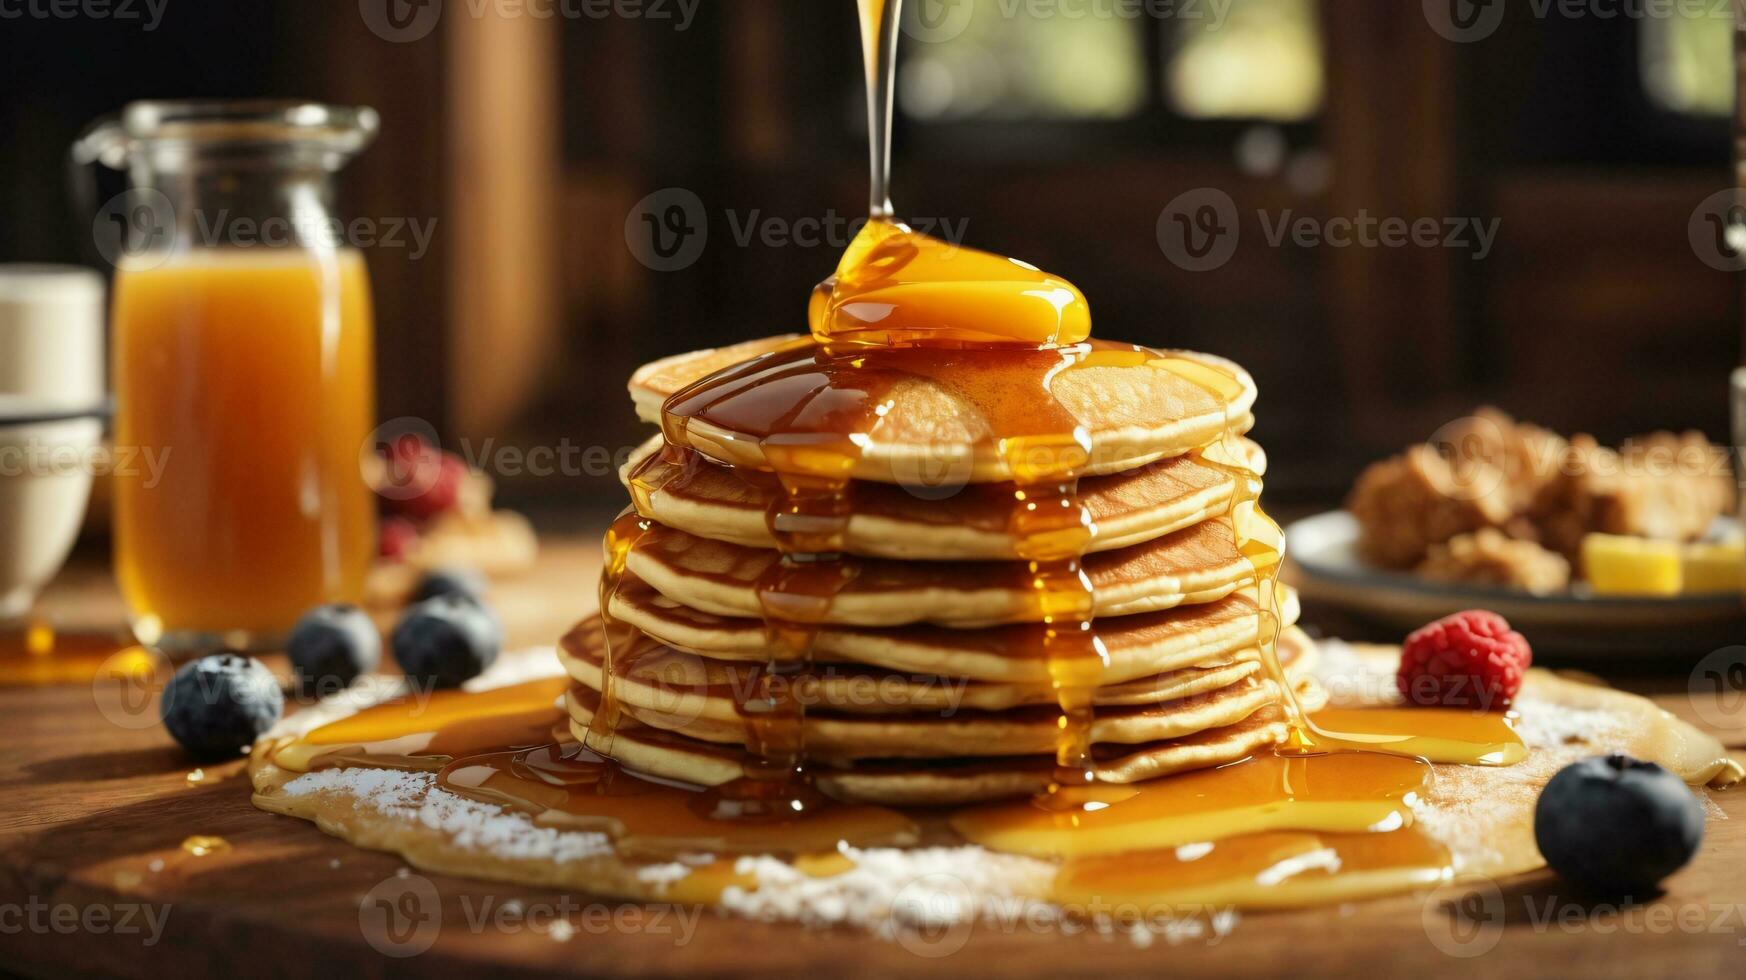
446 8 563 440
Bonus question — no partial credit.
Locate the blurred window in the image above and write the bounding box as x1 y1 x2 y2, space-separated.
1167 0 1324 121
897 0 1329 123
1639 5 1733 117
899 0 1148 120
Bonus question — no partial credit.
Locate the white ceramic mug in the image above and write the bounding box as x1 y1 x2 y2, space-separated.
0 405 103 620
0 266 107 621
0 265 105 407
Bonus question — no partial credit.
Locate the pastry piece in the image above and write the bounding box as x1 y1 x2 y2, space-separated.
1530 431 1734 561
1348 408 1736 586
1345 446 1514 568
1415 529 1571 595
1429 407 1566 513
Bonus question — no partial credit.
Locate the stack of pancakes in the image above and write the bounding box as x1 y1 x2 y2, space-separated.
560 336 1322 805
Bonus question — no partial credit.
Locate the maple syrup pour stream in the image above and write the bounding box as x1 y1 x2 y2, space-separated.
858 0 899 218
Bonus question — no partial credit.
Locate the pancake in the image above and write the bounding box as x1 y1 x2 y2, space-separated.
632 336 1259 483
575 678 1282 761
568 688 1305 805
622 435 1267 560
625 516 1261 627
565 621 1312 768
629 335 807 424
559 621 1312 717
608 572 1301 683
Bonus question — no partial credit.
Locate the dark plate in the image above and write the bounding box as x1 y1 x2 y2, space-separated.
1284 510 1745 658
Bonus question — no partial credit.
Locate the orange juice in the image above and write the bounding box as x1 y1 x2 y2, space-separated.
112 249 376 646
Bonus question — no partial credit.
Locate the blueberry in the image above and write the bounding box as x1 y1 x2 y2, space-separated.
411 566 487 605
1534 754 1704 895
159 654 284 760
391 594 501 689
287 604 382 698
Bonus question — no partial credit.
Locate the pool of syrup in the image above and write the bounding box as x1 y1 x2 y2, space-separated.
262 672 1529 908
0 622 147 687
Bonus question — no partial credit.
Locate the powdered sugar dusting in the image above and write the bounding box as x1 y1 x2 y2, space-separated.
281 767 612 863
720 845 1056 934
265 637 1699 944
284 766 430 808
635 862 697 887
1511 701 1621 750
1311 638 1398 707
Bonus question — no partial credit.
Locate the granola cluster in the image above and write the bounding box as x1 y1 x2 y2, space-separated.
1345 408 1734 594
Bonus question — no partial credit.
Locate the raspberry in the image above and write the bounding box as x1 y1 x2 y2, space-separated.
378 515 421 561
377 436 467 521
397 453 466 520
1397 609 1531 710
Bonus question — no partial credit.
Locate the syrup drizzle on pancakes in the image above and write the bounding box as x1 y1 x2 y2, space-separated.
603 0 1458 815
610 0 1172 810
250 0 1606 915
257 655 1542 909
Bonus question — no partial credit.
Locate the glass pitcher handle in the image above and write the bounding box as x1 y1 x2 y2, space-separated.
66 116 126 268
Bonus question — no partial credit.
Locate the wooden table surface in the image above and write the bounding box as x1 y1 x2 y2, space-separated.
3 536 1744 979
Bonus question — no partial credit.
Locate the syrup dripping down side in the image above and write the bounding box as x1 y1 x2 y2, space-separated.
661 343 1159 800
660 370 865 818
590 508 652 756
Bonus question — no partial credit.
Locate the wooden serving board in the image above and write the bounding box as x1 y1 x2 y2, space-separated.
3 539 1745 978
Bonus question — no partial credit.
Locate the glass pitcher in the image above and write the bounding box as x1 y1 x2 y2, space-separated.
74 101 380 653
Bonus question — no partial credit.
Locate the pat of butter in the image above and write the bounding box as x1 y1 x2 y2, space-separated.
1581 533 1682 596
1680 540 1744 595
